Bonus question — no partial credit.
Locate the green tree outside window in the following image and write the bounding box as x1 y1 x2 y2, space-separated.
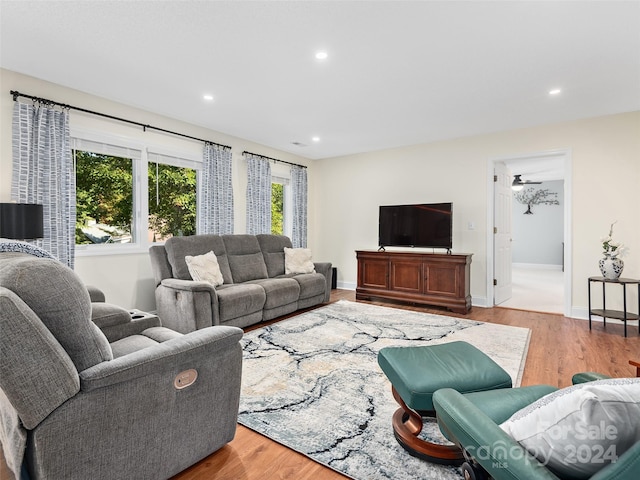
272 182 283 235
75 151 133 244
75 150 197 244
148 162 197 241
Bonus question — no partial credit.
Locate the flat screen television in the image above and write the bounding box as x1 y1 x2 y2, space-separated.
378 202 453 250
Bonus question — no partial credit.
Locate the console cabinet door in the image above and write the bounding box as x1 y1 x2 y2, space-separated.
358 256 389 290
423 263 459 297
390 259 422 294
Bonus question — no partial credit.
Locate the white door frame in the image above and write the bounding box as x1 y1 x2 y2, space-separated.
485 149 573 317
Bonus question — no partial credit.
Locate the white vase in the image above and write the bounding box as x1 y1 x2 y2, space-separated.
599 253 624 280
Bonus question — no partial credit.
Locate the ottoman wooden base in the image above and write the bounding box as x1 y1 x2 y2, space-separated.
378 341 513 466
391 386 463 465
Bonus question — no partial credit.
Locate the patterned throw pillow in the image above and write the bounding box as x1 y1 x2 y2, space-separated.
185 251 224 286
500 378 640 479
284 247 315 275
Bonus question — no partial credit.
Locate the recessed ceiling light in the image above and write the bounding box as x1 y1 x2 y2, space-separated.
315 51 328 60
312 136 320 142
203 94 214 101
549 89 561 95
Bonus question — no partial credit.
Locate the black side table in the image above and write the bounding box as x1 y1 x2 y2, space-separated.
588 276 640 337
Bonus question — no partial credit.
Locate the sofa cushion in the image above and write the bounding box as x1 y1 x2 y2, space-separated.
185 251 224 287
216 283 266 322
284 247 316 274
257 234 292 277
247 278 300 309
500 378 640 479
165 235 233 283
290 272 326 299
222 235 268 283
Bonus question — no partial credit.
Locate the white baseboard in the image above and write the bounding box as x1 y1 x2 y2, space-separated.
471 296 490 308
337 281 356 291
337 284 490 309
571 307 589 320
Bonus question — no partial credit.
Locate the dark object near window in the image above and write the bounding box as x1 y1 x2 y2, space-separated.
0 203 44 239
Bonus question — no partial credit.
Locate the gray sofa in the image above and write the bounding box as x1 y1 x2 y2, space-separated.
0 252 244 480
149 234 332 332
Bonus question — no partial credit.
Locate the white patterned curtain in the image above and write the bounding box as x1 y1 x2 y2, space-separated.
245 153 272 234
198 143 233 234
12 101 75 267
291 165 308 247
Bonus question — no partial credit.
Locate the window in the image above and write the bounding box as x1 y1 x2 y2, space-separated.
148 154 197 242
72 135 200 252
73 140 140 245
271 166 292 237
271 182 284 235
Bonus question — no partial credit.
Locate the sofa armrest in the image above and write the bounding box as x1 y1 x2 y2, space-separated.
314 262 333 302
433 388 560 480
156 278 220 331
160 278 217 293
79 326 242 391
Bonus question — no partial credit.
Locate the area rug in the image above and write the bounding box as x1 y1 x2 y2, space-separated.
238 300 531 480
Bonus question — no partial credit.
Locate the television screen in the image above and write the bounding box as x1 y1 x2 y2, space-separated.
378 203 452 249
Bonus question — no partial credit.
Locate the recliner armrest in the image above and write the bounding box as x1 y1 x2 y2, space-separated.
79 326 242 391
591 441 640 480
86 285 106 302
571 372 612 384
433 388 560 480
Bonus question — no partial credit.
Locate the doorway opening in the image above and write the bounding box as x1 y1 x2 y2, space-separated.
486 150 572 316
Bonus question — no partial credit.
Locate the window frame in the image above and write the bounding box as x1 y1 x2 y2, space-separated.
271 163 293 239
72 128 202 256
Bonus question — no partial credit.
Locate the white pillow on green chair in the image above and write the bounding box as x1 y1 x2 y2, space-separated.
500 378 640 479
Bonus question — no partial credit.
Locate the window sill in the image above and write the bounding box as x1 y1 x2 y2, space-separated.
74 244 150 257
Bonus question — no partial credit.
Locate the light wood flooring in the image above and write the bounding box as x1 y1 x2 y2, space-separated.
2 289 638 480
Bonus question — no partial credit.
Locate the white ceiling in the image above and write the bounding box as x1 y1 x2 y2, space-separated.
1 1 639 161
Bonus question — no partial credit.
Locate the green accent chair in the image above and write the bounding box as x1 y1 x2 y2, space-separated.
433 371 640 480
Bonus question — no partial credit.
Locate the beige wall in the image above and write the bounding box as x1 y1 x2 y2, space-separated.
312 111 640 318
0 69 313 310
3 68 639 318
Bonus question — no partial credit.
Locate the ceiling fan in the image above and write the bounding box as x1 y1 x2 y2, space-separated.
511 174 542 191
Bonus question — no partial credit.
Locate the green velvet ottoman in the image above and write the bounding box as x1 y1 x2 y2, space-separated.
377 341 513 465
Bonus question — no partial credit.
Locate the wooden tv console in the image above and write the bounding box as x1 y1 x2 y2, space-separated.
356 250 472 314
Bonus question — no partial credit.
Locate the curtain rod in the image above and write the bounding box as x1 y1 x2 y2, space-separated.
10 90 231 149
242 150 307 169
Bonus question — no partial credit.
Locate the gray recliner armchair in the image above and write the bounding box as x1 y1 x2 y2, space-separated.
0 252 244 480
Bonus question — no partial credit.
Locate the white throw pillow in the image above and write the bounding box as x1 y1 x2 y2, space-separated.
185 251 224 286
500 378 640 479
284 247 316 275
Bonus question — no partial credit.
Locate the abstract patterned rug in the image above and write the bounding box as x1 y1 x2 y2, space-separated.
238 300 530 480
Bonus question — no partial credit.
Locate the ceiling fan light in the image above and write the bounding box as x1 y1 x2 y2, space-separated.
511 174 524 191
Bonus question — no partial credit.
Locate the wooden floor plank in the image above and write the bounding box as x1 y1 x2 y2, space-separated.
2 289 638 480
